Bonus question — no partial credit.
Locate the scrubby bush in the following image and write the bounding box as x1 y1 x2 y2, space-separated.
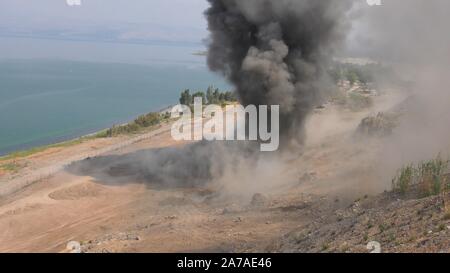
392 165 414 195
103 112 170 137
356 112 399 137
392 155 449 197
0 161 24 173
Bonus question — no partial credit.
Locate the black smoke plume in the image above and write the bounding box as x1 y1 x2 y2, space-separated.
69 1 356 192
206 0 353 146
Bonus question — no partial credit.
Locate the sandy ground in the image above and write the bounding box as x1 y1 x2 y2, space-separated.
0 124 173 197
0 91 423 253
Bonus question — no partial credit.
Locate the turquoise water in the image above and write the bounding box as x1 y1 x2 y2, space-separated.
0 59 229 155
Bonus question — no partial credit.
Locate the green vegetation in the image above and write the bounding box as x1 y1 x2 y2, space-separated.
0 86 237 160
102 112 171 137
100 86 236 138
0 161 25 173
99 86 238 138
0 112 171 160
393 165 414 195
392 155 450 197
0 138 88 161
180 86 237 106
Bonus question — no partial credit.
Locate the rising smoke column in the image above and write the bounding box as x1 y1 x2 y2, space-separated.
69 1 356 192
205 0 354 146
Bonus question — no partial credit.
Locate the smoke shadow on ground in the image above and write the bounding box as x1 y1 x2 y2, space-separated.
65 141 261 190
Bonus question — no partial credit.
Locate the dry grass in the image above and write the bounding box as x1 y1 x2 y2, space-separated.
0 161 27 173
392 155 449 198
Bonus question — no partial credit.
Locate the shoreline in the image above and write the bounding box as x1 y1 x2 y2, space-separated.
0 118 176 197
0 104 175 159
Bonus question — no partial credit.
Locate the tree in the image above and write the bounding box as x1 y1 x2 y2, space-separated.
206 86 214 104
179 89 191 105
192 91 206 104
224 91 236 101
213 88 221 104
219 92 225 101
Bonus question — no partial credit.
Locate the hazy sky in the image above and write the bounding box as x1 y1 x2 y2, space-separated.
1 0 420 62
0 0 386 53
0 0 210 44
